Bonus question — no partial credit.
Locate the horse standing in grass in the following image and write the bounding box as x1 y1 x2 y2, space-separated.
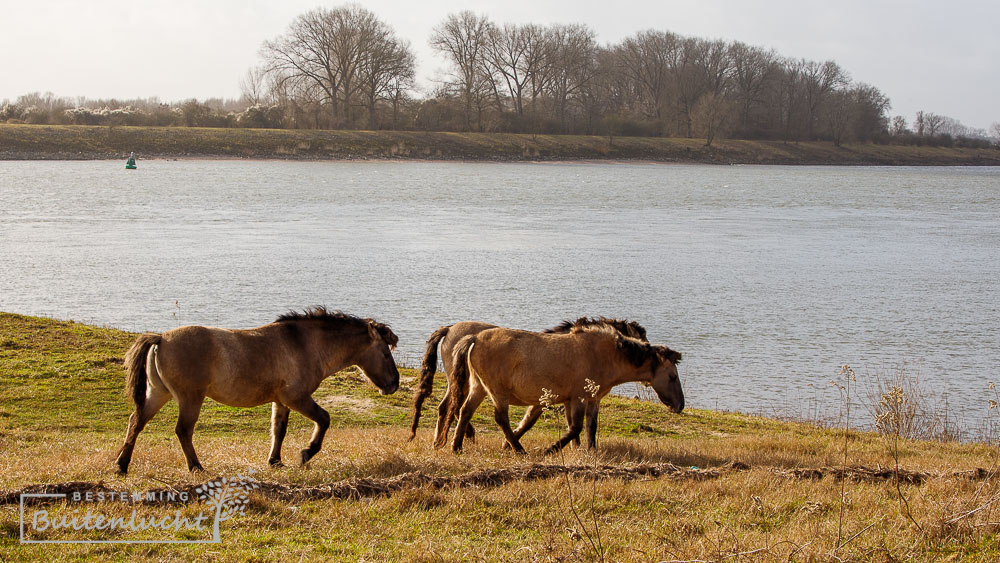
115 307 399 474
409 317 647 449
448 322 683 454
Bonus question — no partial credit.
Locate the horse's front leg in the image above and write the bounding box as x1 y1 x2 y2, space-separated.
501 405 544 450
566 405 581 447
283 395 330 465
544 399 585 455
584 400 601 449
268 402 290 467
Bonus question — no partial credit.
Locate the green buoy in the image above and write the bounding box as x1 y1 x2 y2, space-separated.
125 152 137 169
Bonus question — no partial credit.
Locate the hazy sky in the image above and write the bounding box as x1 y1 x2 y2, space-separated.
3 0 997 130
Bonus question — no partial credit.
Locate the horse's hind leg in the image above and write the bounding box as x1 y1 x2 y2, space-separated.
268 402 290 467
174 395 206 472
283 395 330 465
435 382 476 448
452 383 487 453
544 400 585 455
115 386 172 475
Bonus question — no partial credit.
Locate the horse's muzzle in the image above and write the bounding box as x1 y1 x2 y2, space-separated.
380 383 399 395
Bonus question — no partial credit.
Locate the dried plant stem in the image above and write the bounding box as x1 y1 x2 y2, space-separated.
835 365 853 551
892 430 923 532
558 447 605 562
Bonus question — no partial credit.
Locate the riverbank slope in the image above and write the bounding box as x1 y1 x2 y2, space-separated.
1 312 997 560
2 123 999 164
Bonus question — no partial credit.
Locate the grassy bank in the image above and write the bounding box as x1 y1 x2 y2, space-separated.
1 312 998 560
2 123 999 165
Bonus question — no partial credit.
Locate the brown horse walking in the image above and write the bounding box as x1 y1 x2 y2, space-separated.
409 317 647 449
448 322 683 454
115 307 399 474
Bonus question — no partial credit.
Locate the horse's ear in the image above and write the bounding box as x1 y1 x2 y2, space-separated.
663 348 682 364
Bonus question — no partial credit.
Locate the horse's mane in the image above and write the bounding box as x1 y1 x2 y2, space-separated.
614 335 682 369
544 316 648 341
276 306 398 348
566 321 681 369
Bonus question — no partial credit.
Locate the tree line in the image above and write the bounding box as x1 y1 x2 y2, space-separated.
3 5 997 147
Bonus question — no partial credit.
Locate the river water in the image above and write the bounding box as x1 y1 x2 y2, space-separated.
1 160 998 436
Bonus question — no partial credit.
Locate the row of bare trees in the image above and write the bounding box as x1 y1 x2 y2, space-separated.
3 5 997 146
245 6 898 144
424 12 897 145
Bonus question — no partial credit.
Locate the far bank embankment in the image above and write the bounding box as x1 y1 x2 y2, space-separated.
2 123 999 165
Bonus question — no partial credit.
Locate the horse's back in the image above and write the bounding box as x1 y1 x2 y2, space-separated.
471 328 600 405
155 324 298 406
441 321 497 374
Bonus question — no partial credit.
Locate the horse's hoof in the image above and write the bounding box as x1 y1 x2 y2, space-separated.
189 465 205 473
115 466 128 477
268 459 284 468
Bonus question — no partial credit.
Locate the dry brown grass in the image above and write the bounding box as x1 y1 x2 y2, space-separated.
2 312 999 560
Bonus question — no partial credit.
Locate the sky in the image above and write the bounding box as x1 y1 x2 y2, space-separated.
2 0 997 131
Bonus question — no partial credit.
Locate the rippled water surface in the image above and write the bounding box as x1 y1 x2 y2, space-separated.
2 160 998 433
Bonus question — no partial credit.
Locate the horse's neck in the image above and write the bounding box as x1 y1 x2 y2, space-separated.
316 332 365 376
608 357 653 388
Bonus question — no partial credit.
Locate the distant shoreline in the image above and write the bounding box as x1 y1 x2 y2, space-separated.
2 123 999 166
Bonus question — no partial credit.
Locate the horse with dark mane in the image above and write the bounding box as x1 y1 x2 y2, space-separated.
448 321 683 454
409 317 647 448
115 307 399 474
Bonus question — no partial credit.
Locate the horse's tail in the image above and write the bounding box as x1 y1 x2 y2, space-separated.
435 334 476 449
409 325 451 440
123 333 161 411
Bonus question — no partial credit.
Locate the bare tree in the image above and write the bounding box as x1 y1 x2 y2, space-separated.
239 66 270 106
546 24 599 131
824 89 854 146
430 11 493 131
616 30 679 125
483 22 534 120
728 42 777 135
358 24 415 129
802 60 850 139
923 112 945 136
890 115 908 136
691 91 734 147
261 5 401 128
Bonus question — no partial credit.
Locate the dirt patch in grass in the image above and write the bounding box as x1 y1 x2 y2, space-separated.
6 460 993 506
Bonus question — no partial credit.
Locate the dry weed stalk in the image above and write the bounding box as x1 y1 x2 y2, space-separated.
875 385 924 532
832 364 855 552
944 382 1000 530
540 387 605 562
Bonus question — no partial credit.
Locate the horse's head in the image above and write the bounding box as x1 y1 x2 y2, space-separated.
613 333 684 413
650 346 684 413
356 320 400 395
